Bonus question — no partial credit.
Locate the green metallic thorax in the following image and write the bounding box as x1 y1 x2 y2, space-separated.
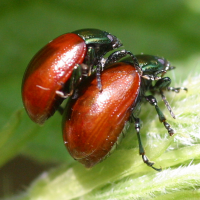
73 29 122 58
136 54 170 75
73 29 113 45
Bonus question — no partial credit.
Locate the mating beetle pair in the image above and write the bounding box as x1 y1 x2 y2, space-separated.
22 29 186 170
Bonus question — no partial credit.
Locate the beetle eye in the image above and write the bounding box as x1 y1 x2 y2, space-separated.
107 35 122 49
158 58 165 65
107 34 113 41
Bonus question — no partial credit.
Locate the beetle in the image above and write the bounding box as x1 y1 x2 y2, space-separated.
62 54 187 170
22 29 124 124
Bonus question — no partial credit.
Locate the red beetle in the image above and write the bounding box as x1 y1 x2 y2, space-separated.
22 29 122 124
62 55 187 169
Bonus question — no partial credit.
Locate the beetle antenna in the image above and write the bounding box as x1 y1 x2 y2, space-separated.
168 66 176 71
160 90 176 119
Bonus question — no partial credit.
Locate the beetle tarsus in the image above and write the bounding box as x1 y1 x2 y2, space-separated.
163 121 175 136
142 155 162 171
167 86 188 93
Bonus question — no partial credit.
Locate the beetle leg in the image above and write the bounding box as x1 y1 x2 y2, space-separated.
84 46 95 76
104 50 141 75
84 46 104 91
133 117 162 171
151 77 187 118
142 74 161 81
150 77 175 118
56 64 83 98
167 86 188 93
96 64 103 91
145 95 175 136
153 77 188 93
154 77 171 90
154 69 167 77
152 66 175 78
142 70 170 81
97 49 141 91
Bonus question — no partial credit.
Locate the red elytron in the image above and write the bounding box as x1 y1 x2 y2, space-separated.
22 33 86 124
62 62 140 167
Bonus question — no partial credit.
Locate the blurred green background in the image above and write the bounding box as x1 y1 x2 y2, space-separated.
0 0 200 198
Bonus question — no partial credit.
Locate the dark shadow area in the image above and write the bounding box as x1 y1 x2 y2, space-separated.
0 155 56 198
